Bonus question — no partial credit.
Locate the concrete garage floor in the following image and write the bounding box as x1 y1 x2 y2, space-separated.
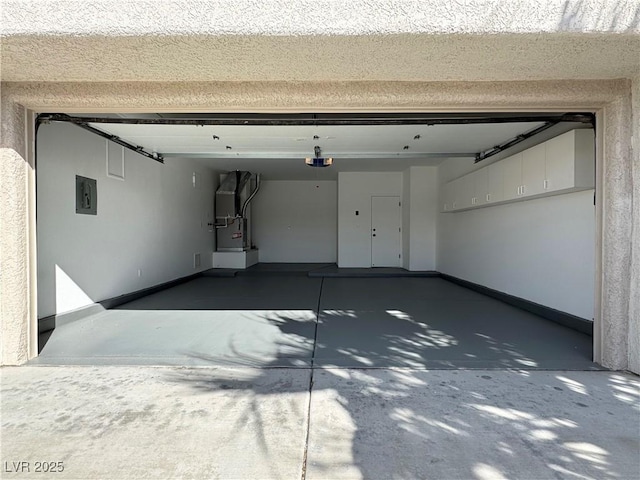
34 274 596 370
1 367 638 479
7 272 634 479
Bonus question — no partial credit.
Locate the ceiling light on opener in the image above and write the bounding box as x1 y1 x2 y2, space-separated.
305 145 333 167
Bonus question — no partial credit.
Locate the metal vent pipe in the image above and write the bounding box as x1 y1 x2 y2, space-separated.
241 174 261 218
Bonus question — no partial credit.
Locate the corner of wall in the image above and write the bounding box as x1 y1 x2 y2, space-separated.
402 168 411 269
627 75 640 374
406 166 438 271
0 95 32 365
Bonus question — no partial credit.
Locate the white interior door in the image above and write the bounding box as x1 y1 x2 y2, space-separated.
371 196 401 267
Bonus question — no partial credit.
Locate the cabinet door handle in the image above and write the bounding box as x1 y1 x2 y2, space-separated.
486 194 491 202
544 179 548 190
521 185 525 195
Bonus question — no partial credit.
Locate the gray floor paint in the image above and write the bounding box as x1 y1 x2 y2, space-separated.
308 264 439 277
37 276 322 367
2 367 637 480
316 278 596 369
36 275 596 370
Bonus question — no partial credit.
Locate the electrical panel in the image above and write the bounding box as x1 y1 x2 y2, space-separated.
75 175 97 215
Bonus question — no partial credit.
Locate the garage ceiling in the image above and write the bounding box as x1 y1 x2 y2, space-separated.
83 120 547 180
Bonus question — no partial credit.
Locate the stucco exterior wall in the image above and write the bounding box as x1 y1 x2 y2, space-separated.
0 79 636 372
2 36 638 84
2 1 639 83
629 76 640 374
4 0 639 35
600 93 634 370
0 80 632 111
0 89 34 365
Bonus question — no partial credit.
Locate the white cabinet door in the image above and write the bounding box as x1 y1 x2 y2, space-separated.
441 181 454 212
545 131 575 192
458 173 475 209
487 162 504 203
502 153 523 200
473 168 488 206
441 130 594 213
450 177 462 210
522 143 546 196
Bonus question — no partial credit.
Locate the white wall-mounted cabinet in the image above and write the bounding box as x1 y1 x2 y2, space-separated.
441 129 594 212
472 168 488 207
486 162 504 204
501 152 524 201
545 130 595 192
501 143 546 200
458 174 475 209
522 143 546 196
441 179 456 212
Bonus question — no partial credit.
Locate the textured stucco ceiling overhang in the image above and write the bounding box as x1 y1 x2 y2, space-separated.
1 0 638 83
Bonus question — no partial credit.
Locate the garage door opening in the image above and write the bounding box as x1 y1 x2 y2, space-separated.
33 112 599 369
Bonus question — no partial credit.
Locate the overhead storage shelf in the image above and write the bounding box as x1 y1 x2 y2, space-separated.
441 129 595 213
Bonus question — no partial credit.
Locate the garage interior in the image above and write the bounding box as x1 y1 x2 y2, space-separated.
34 112 598 369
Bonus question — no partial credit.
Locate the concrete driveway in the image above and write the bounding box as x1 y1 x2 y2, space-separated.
2 366 638 479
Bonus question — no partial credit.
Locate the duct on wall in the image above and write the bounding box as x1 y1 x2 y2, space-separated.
242 174 261 218
215 171 260 251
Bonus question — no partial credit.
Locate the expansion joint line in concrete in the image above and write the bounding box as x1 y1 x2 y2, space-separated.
301 277 324 479
311 277 324 369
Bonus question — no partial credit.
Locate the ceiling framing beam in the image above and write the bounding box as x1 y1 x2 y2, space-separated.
36 112 594 164
37 112 594 127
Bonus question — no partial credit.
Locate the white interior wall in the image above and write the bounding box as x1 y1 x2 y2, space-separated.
251 180 337 263
37 122 596 319
407 166 438 271
437 156 596 319
402 169 411 269
338 172 403 267
37 122 215 318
